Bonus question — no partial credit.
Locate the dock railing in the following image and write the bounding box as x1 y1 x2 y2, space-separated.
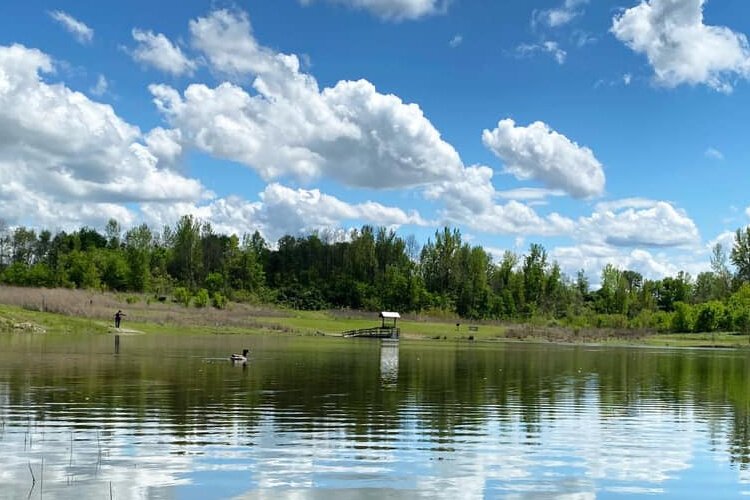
342 327 400 339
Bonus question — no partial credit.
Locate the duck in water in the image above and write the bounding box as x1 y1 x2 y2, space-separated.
230 349 249 363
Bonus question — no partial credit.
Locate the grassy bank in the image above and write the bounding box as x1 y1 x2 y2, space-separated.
1 286 749 348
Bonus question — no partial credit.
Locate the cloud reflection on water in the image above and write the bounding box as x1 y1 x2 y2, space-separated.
0 338 748 498
0 388 714 498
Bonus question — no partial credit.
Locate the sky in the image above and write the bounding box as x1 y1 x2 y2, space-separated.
1 0 749 282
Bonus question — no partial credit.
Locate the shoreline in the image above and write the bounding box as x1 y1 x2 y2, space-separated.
1 299 749 350
0 285 747 349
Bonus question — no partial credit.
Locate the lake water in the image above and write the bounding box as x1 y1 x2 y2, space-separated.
1 333 750 499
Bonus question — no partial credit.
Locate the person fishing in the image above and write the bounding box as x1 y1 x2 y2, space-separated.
114 310 125 328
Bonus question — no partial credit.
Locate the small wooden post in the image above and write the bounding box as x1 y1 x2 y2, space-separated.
114 335 120 354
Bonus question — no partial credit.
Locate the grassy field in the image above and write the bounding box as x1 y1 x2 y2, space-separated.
1 285 749 348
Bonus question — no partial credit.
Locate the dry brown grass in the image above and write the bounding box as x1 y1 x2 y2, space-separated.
504 324 652 343
0 286 294 330
0 286 657 341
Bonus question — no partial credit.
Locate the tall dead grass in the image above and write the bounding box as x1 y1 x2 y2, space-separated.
504 324 653 342
0 286 293 330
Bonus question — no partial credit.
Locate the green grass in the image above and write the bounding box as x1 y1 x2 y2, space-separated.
255 311 506 340
0 304 108 335
645 332 750 348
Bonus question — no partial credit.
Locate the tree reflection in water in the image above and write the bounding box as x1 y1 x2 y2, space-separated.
0 333 749 497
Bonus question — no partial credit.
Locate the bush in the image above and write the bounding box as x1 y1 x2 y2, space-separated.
173 287 191 307
193 289 209 308
212 292 228 309
629 310 672 332
229 289 255 303
126 295 140 304
693 301 726 333
594 314 628 329
671 302 693 333
205 272 225 294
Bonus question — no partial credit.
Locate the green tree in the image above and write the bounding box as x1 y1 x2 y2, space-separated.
0 219 10 268
671 302 694 332
124 224 153 291
732 228 750 283
171 215 203 289
11 227 37 265
694 301 726 333
597 264 627 314
105 219 122 249
656 273 692 312
421 227 462 300
728 284 750 334
522 243 547 315
101 251 129 291
63 250 101 289
711 243 731 299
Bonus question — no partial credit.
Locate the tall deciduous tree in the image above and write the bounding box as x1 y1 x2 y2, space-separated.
105 219 122 249
710 243 731 299
522 243 547 315
731 228 750 283
171 215 202 289
124 224 153 291
0 218 9 268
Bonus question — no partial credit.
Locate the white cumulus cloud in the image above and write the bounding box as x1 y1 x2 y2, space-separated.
299 0 449 21
130 29 197 76
141 183 427 243
49 11 93 44
144 128 183 166
153 9 464 190
152 8 593 242
144 8 628 245
580 199 699 248
189 9 278 79
0 43 206 229
90 74 108 96
461 202 575 237
552 244 704 286
482 119 605 199
611 0 750 92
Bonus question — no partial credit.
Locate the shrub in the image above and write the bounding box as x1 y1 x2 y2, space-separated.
671 302 693 333
629 310 672 332
126 295 140 304
229 289 255 303
173 287 191 307
194 289 209 308
205 272 225 294
693 301 726 333
212 292 228 310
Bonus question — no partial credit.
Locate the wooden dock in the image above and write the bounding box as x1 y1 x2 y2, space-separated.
342 327 400 339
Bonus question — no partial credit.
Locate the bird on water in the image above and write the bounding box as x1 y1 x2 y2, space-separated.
230 349 249 363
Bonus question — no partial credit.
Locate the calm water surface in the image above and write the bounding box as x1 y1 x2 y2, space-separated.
1 333 750 499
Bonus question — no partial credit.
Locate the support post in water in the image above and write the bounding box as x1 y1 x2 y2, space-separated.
115 335 120 354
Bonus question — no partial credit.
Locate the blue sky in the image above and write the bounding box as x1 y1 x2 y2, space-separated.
1 0 749 281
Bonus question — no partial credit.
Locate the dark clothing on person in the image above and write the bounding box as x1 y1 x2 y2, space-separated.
115 310 124 328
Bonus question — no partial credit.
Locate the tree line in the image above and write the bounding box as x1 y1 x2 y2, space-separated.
2 216 750 333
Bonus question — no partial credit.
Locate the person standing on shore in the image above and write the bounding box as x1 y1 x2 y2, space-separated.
114 310 125 329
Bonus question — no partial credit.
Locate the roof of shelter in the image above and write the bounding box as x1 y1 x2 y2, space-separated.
379 311 401 319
